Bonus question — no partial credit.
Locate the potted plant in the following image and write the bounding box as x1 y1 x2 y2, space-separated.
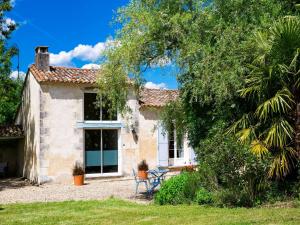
72 163 84 186
138 160 149 180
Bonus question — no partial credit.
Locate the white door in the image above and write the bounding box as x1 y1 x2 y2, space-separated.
157 124 169 167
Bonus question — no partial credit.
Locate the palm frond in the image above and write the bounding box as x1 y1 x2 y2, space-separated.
264 119 294 148
250 140 269 157
268 147 297 178
254 88 294 121
236 128 252 143
239 65 274 99
226 113 252 134
251 31 270 65
270 16 300 64
271 16 300 42
239 73 262 98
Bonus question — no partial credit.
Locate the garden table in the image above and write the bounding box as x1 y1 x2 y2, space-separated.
147 168 169 195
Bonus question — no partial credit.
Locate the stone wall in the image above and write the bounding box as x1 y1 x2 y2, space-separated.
15 73 41 182
16 77 194 183
138 108 160 170
39 83 84 183
37 85 142 182
119 89 139 176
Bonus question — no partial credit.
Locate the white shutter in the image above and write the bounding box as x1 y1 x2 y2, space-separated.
157 124 169 167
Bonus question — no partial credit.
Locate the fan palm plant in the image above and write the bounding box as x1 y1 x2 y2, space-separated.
229 16 300 179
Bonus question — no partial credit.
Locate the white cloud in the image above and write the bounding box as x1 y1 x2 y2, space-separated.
49 41 111 66
145 81 167 89
50 51 73 66
72 43 106 61
10 70 26 80
81 64 101 69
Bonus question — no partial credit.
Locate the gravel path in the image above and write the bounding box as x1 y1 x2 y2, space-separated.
0 177 150 204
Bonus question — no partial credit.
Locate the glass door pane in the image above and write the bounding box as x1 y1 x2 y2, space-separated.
168 129 175 158
85 130 101 173
84 93 100 120
102 130 118 173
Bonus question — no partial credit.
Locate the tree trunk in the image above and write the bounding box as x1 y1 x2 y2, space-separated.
295 103 300 158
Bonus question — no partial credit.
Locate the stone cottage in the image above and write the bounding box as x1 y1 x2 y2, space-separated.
12 46 196 183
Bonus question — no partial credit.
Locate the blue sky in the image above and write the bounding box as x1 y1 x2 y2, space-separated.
8 0 178 89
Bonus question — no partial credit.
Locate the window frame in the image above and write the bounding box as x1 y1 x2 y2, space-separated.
83 90 118 122
168 128 184 160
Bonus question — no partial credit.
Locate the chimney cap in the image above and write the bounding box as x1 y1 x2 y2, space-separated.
35 46 49 53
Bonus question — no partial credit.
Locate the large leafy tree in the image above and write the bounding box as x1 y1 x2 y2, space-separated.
230 16 300 178
0 0 21 124
99 0 292 143
98 0 299 183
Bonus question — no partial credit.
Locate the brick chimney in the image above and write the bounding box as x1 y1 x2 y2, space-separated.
35 46 49 71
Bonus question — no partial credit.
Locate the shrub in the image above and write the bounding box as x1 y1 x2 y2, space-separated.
195 121 272 207
212 188 260 207
195 187 213 205
138 160 149 171
72 163 84 176
154 172 200 205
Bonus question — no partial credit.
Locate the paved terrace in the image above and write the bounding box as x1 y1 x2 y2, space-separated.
0 173 179 204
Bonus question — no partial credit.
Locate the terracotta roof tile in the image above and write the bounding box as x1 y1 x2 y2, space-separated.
29 64 99 84
139 89 179 107
29 64 179 107
0 125 23 138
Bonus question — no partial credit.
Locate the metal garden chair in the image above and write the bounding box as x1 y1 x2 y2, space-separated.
132 169 149 196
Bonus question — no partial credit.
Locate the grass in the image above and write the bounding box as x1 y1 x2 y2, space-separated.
0 198 299 225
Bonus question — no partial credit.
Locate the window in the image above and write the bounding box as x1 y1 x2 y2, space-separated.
84 93 117 121
168 129 175 159
168 129 184 159
84 93 100 120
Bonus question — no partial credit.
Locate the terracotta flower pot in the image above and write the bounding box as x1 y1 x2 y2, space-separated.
138 170 148 180
73 175 84 186
186 165 194 172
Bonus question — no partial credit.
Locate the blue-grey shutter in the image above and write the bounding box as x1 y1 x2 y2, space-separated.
190 147 196 164
158 124 169 167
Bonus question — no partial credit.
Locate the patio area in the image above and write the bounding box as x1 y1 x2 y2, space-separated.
0 177 151 204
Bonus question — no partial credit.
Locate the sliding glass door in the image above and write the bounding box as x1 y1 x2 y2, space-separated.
85 129 118 174
102 130 118 173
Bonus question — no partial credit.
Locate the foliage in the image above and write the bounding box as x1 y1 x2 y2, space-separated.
160 100 186 145
195 187 213 205
137 159 149 171
99 0 300 205
229 16 300 179
0 75 22 124
196 121 271 207
154 172 200 205
98 0 291 145
0 0 22 124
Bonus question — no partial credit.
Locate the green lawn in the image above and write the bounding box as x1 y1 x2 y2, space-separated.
0 199 299 225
